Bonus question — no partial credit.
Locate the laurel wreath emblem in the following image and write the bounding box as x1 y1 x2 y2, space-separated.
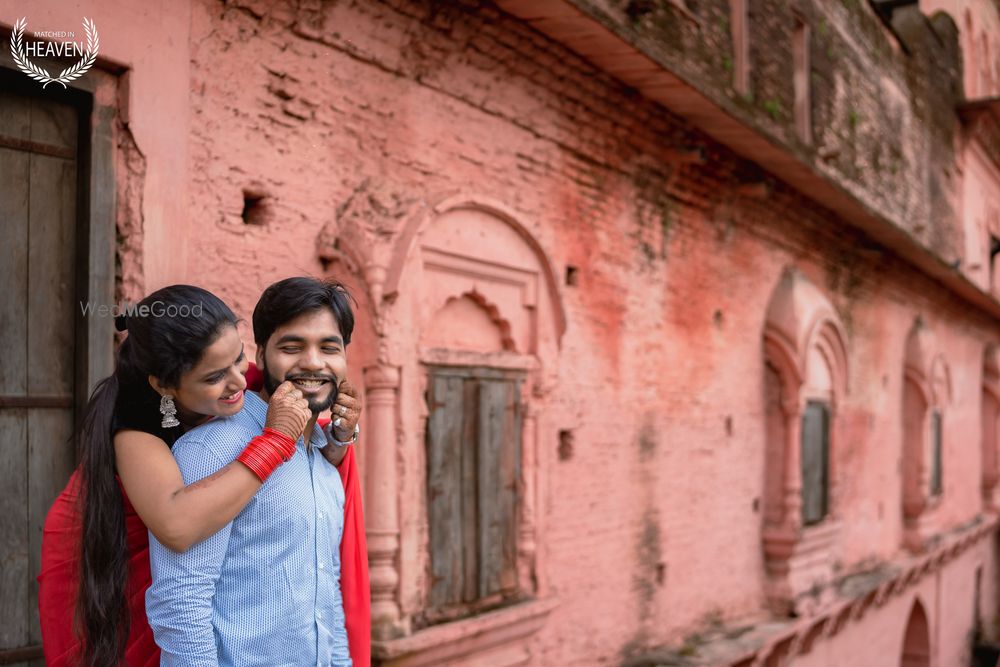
10 17 99 89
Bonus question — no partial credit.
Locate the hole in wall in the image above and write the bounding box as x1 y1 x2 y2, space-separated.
565 265 579 287
558 430 574 461
242 190 270 226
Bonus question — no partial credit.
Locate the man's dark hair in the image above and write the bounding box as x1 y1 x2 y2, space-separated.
252 277 355 348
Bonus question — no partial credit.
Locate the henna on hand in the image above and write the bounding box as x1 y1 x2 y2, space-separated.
264 381 311 441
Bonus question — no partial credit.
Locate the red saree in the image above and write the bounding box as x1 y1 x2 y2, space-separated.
37 471 159 667
37 363 371 666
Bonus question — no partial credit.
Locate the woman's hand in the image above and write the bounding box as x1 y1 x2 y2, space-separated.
330 378 361 442
264 381 311 441
320 379 362 467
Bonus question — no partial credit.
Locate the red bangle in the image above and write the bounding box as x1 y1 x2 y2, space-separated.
236 428 298 482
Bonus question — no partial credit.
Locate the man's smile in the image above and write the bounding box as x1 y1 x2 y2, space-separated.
288 375 335 394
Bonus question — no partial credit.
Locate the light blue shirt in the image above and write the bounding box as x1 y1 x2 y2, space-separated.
146 391 351 667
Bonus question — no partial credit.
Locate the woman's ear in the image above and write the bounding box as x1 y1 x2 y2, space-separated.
148 375 167 396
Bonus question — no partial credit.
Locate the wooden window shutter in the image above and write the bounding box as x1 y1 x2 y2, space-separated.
477 379 521 599
930 410 943 496
425 368 522 618
801 400 830 525
426 373 477 609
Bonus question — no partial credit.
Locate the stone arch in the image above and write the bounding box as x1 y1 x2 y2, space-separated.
930 354 952 406
900 598 931 667
904 319 936 408
385 194 566 344
902 319 949 551
764 268 849 403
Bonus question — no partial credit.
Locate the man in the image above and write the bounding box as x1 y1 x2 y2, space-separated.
147 277 369 666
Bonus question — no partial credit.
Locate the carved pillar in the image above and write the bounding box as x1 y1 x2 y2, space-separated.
762 389 800 575
364 364 401 637
782 397 803 531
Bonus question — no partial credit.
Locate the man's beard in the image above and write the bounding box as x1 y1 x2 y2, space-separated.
261 359 339 414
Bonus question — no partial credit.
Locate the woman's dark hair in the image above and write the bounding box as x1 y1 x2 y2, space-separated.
252 277 355 349
75 285 237 666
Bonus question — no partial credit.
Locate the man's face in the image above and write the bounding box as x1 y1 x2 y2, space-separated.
256 308 348 414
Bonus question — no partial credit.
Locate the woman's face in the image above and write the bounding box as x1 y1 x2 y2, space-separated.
159 324 248 424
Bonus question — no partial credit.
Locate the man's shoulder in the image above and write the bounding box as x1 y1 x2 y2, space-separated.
174 404 262 460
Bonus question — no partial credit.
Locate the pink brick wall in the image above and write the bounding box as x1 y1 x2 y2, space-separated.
4 0 999 664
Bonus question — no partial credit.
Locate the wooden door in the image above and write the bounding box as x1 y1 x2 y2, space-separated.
0 86 81 666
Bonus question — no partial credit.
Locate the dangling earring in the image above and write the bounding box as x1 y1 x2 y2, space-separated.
160 394 180 428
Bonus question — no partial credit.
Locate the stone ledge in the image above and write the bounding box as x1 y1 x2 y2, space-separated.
372 598 559 667
628 515 998 666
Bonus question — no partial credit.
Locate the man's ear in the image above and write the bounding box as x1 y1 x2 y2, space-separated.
148 375 167 396
255 344 265 371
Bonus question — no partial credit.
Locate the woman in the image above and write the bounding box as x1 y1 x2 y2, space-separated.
38 285 368 666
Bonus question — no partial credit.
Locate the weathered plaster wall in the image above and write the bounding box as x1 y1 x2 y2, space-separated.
171 1 1000 663
6 0 999 664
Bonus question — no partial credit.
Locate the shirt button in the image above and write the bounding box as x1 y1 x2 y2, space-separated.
318 512 324 519
317 611 323 620
318 562 325 570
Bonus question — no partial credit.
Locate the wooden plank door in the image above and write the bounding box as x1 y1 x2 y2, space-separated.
0 86 81 667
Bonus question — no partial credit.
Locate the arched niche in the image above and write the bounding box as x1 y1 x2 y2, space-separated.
900 598 931 667
761 268 848 614
902 319 950 552
383 194 564 651
420 291 516 354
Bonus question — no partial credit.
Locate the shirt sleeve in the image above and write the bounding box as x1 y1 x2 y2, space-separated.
145 437 233 667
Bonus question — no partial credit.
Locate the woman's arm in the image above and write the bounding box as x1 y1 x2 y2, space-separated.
115 430 262 552
115 382 311 552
